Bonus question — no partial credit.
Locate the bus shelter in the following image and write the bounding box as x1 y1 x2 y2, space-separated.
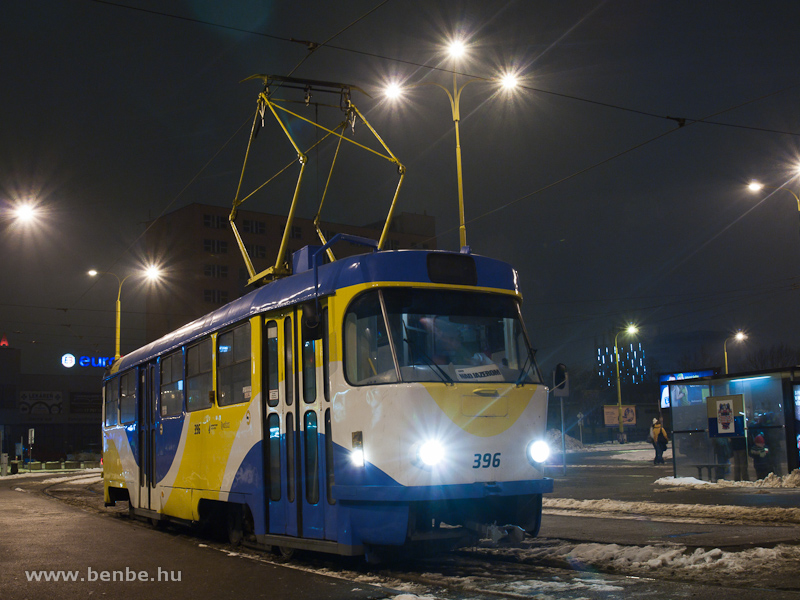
667 368 800 482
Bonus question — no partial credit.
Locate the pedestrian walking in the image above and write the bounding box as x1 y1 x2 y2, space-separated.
649 418 669 464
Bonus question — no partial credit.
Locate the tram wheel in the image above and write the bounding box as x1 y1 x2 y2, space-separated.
227 507 244 547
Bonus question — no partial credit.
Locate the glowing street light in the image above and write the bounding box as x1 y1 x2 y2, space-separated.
383 41 520 250
747 180 800 237
89 267 162 360
13 203 37 223
723 331 747 375
614 324 639 443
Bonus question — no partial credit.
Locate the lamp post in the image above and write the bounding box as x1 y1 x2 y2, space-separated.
723 331 747 375
747 180 800 236
614 324 638 443
384 41 518 250
89 267 161 360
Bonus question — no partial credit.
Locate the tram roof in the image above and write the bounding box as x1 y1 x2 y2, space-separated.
112 249 519 373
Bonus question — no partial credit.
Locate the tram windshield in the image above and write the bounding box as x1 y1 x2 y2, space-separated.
344 288 540 386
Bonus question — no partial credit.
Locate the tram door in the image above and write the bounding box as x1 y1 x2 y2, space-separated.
264 315 299 537
137 362 157 511
264 310 329 540
298 307 326 540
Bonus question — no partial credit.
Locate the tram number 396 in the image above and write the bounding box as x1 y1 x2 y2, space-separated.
473 452 501 468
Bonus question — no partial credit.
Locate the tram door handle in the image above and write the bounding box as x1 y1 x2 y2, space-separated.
472 388 500 397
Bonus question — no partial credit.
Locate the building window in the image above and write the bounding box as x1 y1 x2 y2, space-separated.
291 225 302 239
245 244 267 259
204 264 228 279
242 219 265 234
203 214 227 229
203 239 228 255
204 289 229 304
218 322 251 407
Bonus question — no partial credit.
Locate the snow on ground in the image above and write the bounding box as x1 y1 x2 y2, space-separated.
543 496 800 524
656 469 800 489
2 467 102 481
504 540 800 583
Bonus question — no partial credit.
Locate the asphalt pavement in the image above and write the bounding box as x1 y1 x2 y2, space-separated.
0 479 388 600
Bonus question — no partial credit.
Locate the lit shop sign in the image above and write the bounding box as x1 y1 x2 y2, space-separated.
61 353 115 369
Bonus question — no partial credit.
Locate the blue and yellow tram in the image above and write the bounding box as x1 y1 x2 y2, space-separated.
103 246 553 557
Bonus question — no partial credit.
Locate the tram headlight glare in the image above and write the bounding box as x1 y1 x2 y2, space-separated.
528 440 550 464
351 448 365 467
418 440 445 467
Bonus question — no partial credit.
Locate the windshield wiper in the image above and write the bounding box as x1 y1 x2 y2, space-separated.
402 323 454 385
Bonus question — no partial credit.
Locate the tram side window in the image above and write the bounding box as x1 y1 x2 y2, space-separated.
119 371 137 424
322 308 330 402
267 413 281 501
160 352 184 416
265 321 279 407
187 338 213 412
284 318 294 406
302 337 317 404
344 292 398 385
305 411 319 504
104 379 119 427
218 322 251 406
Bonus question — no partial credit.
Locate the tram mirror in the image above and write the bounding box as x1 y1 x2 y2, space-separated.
302 302 320 329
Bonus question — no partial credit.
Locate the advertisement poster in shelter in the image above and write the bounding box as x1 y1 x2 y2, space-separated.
604 405 636 427
707 394 745 437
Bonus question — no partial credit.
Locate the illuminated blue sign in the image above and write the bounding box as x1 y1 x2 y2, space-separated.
61 353 115 369
660 369 715 409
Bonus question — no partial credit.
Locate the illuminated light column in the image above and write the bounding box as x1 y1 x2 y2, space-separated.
723 331 747 375
614 324 638 443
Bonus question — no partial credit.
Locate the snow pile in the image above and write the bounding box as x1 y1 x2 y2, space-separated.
546 428 585 451
656 468 800 489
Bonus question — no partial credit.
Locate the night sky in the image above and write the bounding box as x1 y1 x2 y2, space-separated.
2 0 799 378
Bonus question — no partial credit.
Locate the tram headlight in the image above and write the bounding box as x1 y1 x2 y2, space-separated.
351 448 365 468
527 440 550 465
417 440 445 467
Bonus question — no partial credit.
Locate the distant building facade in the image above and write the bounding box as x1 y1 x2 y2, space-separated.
144 203 436 342
0 345 102 461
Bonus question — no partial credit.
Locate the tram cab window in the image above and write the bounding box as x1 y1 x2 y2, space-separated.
187 338 213 411
344 289 541 385
218 322 251 406
160 352 184 416
119 371 137 424
104 379 119 427
344 292 398 385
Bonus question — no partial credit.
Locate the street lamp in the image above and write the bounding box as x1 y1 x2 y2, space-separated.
614 324 638 443
384 41 519 250
723 331 747 375
89 267 161 360
747 180 800 236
